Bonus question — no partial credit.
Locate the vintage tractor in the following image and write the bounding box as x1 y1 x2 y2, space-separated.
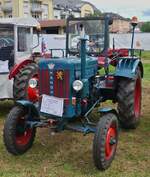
3 16 143 170
0 17 41 102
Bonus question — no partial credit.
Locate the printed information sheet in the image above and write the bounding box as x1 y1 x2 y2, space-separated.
40 95 64 117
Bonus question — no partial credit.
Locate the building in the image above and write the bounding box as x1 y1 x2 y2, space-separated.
110 18 130 33
39 0 97 35
0 0 53 19
104 13 130 33
53 0 95 19
39 19 66 34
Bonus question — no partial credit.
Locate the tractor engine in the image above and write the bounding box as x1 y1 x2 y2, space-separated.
93 74 116 101
38 57 97 118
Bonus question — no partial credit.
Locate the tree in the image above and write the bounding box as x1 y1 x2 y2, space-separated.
89 10 102 17
141 22 150 32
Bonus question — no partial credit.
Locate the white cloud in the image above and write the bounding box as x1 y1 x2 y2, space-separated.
86 0 150 21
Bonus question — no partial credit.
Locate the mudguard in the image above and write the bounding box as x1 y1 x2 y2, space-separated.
115 57 143 79
99 107 118 117
9 59 34 79
16 100 39 118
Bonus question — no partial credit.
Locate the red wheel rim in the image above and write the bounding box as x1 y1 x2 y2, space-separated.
134 78 141 118
15 118 32 146
105 124 117 160
27 75 39 102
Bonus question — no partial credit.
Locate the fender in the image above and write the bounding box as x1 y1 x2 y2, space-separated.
99 107 118 116
16 100 39 118
115 57 143 79
107 48 129 58
9 59 35 79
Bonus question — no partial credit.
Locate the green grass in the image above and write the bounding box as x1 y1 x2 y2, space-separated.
143 63 150 81
0 53 150 177
142 51 150 60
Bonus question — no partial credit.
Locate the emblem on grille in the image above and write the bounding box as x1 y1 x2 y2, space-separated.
48 63 55 70
56 70 64 80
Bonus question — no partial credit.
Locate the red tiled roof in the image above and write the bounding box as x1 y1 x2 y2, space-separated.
39 19 66 28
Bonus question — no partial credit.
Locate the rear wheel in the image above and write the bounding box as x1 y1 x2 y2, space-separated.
93 113 118 170
13 63 39 102
3 106 36 155
117 68 142 129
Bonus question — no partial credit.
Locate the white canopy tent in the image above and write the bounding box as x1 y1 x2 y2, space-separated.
0 17 40 27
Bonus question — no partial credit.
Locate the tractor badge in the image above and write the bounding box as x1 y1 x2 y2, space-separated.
56 70 64 80
48 63 55 70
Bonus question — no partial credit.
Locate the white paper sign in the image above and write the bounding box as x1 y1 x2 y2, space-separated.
40 95 64 117
0 60 9 73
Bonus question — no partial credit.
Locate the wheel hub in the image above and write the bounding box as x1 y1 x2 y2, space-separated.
110 138 116 145
15 118 32 146
134 78 141 118
105 126 117 160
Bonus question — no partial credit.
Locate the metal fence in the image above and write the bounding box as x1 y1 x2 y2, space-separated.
110 33 150 51
33 33 150 55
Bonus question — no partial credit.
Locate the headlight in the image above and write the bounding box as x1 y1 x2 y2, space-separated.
28 78 38 88
73 80 83 92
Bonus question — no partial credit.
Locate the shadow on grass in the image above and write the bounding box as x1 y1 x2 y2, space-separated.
0 100 14 119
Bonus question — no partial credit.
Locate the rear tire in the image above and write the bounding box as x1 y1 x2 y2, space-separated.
13 63 38 102
93 113 118 170
117 68 142 129
3 106 36 155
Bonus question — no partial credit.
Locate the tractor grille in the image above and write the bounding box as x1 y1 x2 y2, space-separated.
53 70 70 98
39 69 50 95
39 69 70 98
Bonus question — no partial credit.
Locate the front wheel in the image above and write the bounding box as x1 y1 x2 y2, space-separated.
3 106 36 155
93 113 118 170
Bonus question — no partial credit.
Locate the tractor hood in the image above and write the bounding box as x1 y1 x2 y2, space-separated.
39 56 98 79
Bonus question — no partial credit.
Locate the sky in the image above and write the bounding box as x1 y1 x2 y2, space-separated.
86 0 150 21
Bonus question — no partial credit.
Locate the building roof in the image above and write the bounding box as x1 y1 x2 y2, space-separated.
103 12 130 21
0 17 40 27
53 0 97 12
39 19 66 28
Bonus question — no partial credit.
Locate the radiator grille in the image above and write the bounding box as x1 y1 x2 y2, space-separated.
54 70 70 98
39 69 50 95
39 69 70 98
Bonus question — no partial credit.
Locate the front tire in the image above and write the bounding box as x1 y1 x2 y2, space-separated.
117 68 142 129
93 113 118 170
3 106 36 155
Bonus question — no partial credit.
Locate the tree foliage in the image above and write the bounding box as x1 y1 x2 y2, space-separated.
141 22 150 32
89 10 102 17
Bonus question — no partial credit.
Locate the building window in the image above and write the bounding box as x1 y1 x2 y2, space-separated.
84 13 91 17
24 12 29 17
18 27 30 52
4 12 12 18
23 0 30 17
42 4 49 19
61 15 66 19
32 13 41 19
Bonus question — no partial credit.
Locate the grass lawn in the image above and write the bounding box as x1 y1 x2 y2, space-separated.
0 52 150 177
141 51 150 61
